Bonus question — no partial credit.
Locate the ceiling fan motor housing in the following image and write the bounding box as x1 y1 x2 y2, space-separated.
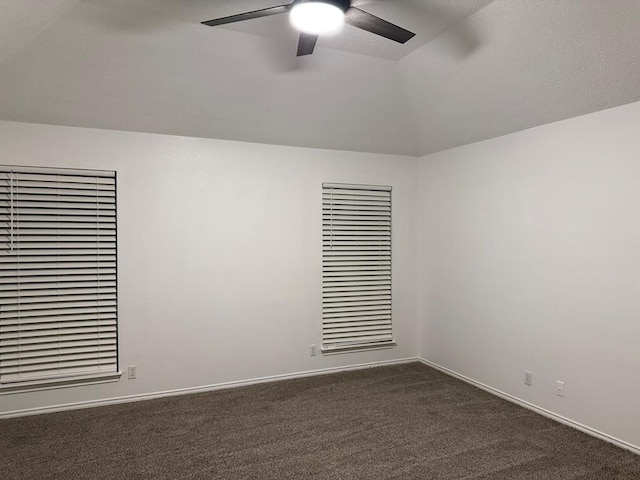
293 0 352 13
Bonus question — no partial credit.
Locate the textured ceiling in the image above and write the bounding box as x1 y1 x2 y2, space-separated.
0 0 79 64
400 0 640 155
83 0 493 61
0 0 639 156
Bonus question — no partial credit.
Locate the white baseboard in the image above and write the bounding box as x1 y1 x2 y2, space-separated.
418 357 640 456
0 357 419 419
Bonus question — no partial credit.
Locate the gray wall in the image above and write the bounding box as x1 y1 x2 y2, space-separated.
417 101 640 449
0 120 419 414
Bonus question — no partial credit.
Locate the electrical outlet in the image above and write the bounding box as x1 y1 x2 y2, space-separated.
524 370 533 386
128 365 138 380
556 380 565 397
310 344 317 357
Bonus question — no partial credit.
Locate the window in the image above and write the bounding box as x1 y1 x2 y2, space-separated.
322 183 393 353
0 166 118 390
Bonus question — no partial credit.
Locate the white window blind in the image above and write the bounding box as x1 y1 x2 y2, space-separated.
0 166 118 385
322 183 393 352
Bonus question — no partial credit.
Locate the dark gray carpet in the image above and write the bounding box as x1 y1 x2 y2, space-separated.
1 363 639 479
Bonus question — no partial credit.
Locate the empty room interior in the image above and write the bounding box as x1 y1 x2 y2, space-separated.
1 0 640 478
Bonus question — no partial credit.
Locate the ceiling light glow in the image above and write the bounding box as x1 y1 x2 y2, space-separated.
290 2 345 34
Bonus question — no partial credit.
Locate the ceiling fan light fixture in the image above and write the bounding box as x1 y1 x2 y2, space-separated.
290 1 346 34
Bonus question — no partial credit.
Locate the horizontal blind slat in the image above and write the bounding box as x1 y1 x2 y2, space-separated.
1 340 116 355
0 170 114 182
0 325 117 340
0 235 116 242
0 255 116 263
323 303 390 309
322 184 390 194
323 333 393 343
0 187 115 197
0 289 116 300
0 263 116 272
0 297 115 310
1 319 118 333
0 284 116 295
1 268 116 277
323 322 392 330
0 332 116 348
0 250 116 258
0 275 117 285
323 291 390 300
1 306 117 321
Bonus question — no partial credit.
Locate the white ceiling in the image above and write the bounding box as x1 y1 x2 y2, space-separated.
0 0 639 156
83 0 493 61
0 0 78 64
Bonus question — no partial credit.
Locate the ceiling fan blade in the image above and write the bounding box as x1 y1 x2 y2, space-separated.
202 4 291 27
366 0 482 56
345 7 415 44
297 33 318 56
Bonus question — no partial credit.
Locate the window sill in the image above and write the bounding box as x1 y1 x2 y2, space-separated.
321 342 397 355
0 371 122 395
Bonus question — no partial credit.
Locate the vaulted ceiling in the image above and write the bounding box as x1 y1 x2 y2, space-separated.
1 0 639 156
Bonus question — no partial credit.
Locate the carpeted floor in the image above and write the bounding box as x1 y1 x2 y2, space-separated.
1 363 639 479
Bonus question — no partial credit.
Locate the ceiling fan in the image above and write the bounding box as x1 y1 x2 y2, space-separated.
201 0 416 57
